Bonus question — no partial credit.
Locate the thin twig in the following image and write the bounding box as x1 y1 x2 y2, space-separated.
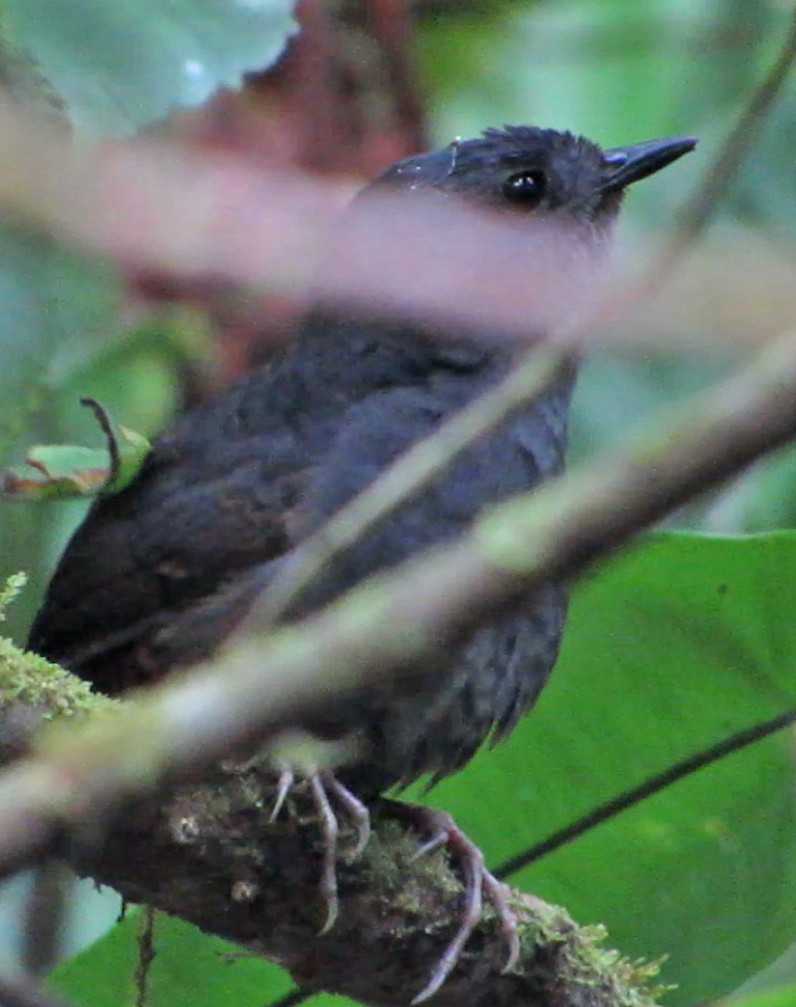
79 397 121 488
587 6 796 338
134 907 156 1007
493 707 796 880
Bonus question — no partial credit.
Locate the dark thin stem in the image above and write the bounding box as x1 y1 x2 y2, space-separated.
79 397 121 488
493 707 796 880
134 907 156 1007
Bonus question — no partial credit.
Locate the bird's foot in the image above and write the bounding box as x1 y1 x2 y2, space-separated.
270 766 370 934
381 798 520 1004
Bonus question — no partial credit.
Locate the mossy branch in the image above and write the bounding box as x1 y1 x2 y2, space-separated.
0 633 662 1007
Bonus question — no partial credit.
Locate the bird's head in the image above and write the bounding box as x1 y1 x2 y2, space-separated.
373 125 696 239
322 126 696 341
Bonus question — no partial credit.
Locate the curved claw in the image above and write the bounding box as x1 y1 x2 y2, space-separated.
411 834 483 1004
268 767 373 935
309 772 340 934
483 871 520 974
269 766 294 822
326 774 371 859
381 800 520 1004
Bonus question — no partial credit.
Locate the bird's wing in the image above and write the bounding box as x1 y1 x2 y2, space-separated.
29 369 559 698
27 423 304 694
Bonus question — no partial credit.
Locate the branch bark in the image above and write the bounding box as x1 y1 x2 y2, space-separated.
0 648 661 1007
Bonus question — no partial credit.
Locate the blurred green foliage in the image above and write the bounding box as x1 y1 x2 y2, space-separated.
51 912 295 1007
1 0 796 1006
0 0 297 134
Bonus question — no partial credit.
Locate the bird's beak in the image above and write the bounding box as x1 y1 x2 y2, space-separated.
598 135 697 193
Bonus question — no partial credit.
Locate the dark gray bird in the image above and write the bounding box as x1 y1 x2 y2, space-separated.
28 125 695 1001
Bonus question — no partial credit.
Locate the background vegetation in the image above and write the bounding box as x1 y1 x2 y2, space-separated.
0 1 795 1006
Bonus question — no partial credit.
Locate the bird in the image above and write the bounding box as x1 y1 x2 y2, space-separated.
28 125 696 1001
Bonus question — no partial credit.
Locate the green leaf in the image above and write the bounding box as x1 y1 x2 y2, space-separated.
421 532 796 1005
0 430 149 501
2 444 114 499
729 986 796 1007
1 0 298 135
108 426 151 493
1 401 150 501
49 910 296 1007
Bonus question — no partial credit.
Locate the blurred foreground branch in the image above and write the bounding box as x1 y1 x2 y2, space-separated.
0 93 601 344
2 328 796 1000
4 327 796 872
0 90 793 352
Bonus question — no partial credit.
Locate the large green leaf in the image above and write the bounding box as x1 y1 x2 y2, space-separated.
728 986 796 1007
1 0 297 135
429 532 796 1005
45 532 796 1007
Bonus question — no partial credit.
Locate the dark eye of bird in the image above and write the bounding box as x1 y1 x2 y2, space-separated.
501 169 546 208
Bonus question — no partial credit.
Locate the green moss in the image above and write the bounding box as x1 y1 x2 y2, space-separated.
0 636 109 720
0 572 27 618
0 572 109 721
554 917 669 1007
360 820 459 921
